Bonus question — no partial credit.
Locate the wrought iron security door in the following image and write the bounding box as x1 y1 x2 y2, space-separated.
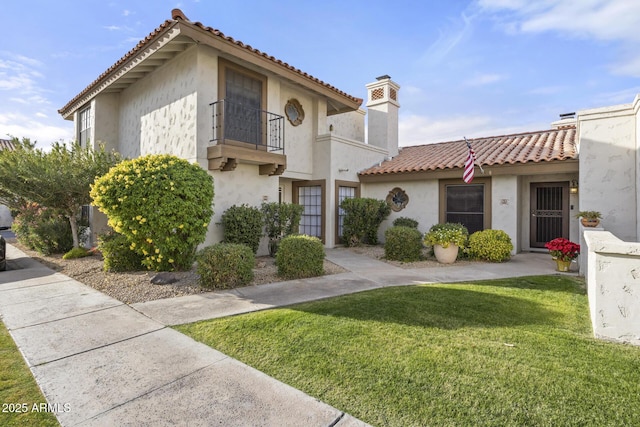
530 182 569 248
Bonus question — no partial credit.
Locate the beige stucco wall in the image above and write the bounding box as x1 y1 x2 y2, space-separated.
327 109 366 142
362 180 440 242
491 175 519 253
204 164 280 254
118 46 199 161
578 101 638 242
93 93 120 153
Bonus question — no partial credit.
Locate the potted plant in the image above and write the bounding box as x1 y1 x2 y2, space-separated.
544 237 580 272
424 223 468 264
575 211 602 228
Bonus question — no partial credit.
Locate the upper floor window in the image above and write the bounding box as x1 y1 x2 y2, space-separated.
219 60 267 146
78 106 91 148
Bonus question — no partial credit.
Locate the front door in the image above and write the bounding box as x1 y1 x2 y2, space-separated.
530 182 569 248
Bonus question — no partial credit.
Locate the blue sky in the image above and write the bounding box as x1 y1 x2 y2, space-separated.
2 0 640 148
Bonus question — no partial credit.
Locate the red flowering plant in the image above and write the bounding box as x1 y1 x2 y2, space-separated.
544 238 580 262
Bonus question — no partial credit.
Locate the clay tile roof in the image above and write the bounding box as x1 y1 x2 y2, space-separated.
59 9 361 116
0 139 15 151
359 126 577 176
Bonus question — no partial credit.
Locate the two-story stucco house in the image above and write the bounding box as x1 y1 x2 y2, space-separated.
60 9 639 260
59 9 399 253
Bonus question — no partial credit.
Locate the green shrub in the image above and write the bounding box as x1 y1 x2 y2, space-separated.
261 202 304 255
62 247 91 259
340 198 391 246
424 223 469 248
468 229 513 262
275 235 325 279
12 203 80 255
98 232 144 272
220 204 263 253
91 154 214 271
384 226 423 262
196 243 254 289
392 217 419 229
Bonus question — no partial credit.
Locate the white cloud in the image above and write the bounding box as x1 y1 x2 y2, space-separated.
477 0 640 77
104 25 123 31
399 113 546 146
0 112 73 147
479 0 640 41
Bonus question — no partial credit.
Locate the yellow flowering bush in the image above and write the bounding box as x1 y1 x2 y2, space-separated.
468 229 513 262
91 154 214 271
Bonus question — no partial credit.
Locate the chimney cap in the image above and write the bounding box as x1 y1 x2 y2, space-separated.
376 74 391 81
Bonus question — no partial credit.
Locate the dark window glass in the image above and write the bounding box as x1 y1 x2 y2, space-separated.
446 184 484 234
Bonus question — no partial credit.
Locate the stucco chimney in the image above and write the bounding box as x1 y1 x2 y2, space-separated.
366 75 400 157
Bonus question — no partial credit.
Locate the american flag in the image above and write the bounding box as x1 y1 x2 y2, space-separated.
463 138 477 183
463 138 484 183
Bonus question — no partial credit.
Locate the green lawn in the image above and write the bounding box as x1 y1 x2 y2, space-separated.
176 276 640 426
0 321 59 427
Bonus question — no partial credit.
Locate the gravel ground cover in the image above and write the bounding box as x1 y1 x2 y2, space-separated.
6 239 476 304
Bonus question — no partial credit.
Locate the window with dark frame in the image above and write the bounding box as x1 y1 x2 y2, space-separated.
222 63 265 146
78 106 91 147
445 184 485 234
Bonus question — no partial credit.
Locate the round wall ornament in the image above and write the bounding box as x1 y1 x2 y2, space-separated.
386 187 409 212
285 98 304 126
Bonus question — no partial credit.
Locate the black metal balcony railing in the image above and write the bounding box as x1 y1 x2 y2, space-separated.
210 100 284 153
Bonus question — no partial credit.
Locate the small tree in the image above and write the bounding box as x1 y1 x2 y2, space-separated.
261 202 303 255
91 154 214 271
220 204 263 254
340 198 391 246
0 138 120 248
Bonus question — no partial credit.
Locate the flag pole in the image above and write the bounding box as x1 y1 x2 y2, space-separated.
464 137 484 174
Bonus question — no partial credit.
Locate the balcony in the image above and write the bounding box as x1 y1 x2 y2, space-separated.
208 100 286 175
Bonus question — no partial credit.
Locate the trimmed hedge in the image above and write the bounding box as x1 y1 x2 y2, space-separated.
468 229 513 262
98 232 144 272
220 204 263 254
392 217 419 229
196 243 255 289
384 226 423 262
275 235 324 279
340 198 391 246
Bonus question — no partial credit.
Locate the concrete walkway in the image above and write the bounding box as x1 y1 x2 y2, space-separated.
0 242 572 426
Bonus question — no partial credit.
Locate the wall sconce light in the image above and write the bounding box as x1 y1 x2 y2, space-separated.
569 180 579 194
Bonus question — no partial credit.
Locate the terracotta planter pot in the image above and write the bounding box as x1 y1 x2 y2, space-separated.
580 218 600 227
434 244 458 264
555 259 572 272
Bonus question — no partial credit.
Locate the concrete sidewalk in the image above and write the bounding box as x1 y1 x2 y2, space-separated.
0 242 572 426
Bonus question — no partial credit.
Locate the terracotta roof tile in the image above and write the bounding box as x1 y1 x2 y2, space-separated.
0 139 15 151
59 9 361 116
359 127 577 176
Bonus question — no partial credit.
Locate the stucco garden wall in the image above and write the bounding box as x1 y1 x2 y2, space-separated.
118 46 199 161
584 230 640 346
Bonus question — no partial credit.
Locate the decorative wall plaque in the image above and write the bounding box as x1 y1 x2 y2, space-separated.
386 187 409 212
285 98 304 126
